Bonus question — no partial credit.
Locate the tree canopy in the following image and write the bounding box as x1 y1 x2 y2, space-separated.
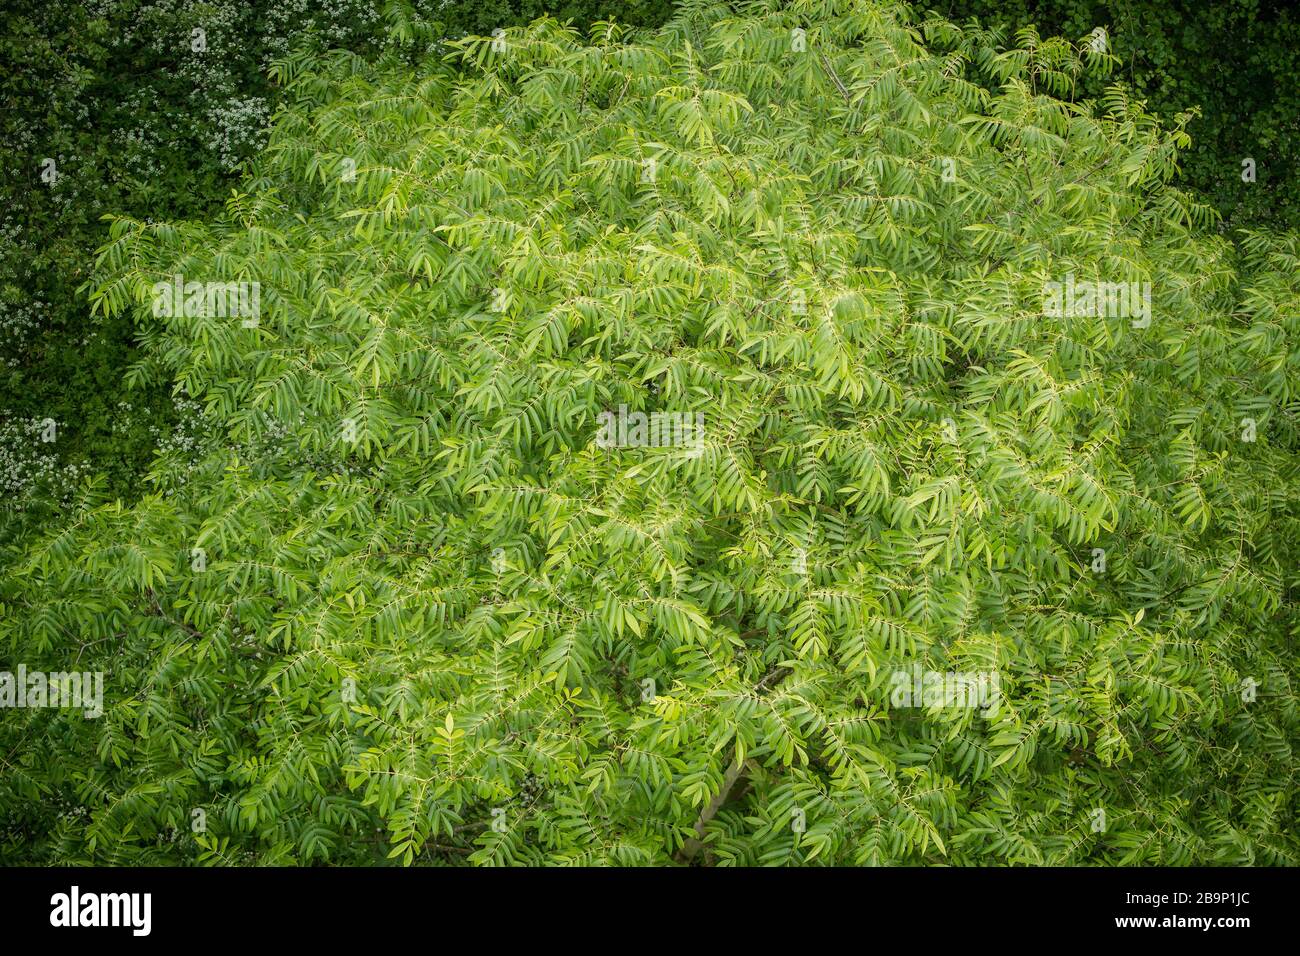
2 0 1296 865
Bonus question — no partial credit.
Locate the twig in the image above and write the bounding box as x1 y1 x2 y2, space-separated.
674 665 791 863
817 51 851 106
676 757 757 864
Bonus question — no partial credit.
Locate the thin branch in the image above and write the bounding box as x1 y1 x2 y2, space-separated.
675 665 791 864
676 757 757 864
817 50 851 106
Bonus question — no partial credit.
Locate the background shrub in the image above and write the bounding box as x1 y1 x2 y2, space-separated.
935 0 1300 230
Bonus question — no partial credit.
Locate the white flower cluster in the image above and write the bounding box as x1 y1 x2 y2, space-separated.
115 1 254 172
203 96 271 172
0 217 32 280
261 0 382 62
121 393 220 496
153 395 210 458
0 297 46 364
110 119 164 182
0 415 92 511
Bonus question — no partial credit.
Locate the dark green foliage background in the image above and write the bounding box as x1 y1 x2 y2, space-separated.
935 0 1300 231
